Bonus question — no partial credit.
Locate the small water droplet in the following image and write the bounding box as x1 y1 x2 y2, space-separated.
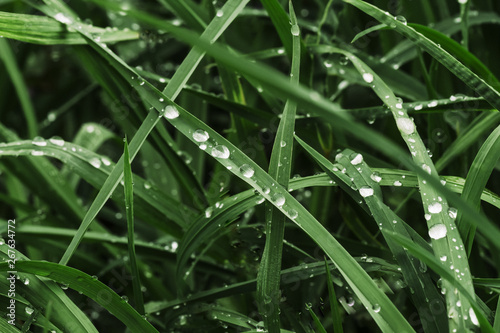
428 202 442 214
440 255 447 262
32 137 47 147
280 140 287 148
49 136 65 146
216 9 224 17
25 306 34 315
31 150 44 156
288 209 298 219
362 73 374 83
350 153 363 165
272 193 285 207
396 118 415 135
205 207 213 218
448 207 457 219
370 172 382 183
422 164 431 174
372 304 381 313
395 15 407 25
393 180 402 186
291 24 300 36
90 157 102 168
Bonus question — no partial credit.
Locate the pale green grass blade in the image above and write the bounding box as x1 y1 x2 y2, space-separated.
0 11 138 45
0 38 37 138
456 124 500 255
386 232 494 332
27 0 249 265
123 138 145 315
325 258 343 333
344 0 500 111
336 47 474 331
0 261 158 332
257 2 300 331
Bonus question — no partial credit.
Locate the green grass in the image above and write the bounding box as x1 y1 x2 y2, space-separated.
0 0 500 332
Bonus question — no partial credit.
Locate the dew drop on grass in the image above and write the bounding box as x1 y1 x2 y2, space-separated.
49 136 65 146
280 140 287 147
288 209 298 219
272 193 285 207
262 186 271 195
25 307 34 315
90 157 102 168
428 202 443 214
211 145 230 159
32 137 47 146
458 0 468 4
396 118 415 135
54 12 73 24
393 180 402 186
372 304 381 313
370 172 382 183
205 207 213 218
350 153 363 165
239 164 255 178
162 105 179 119
291 24 300 36
422 164 431 174
469 307 479 326
193 129 209 142
429 224 447 240
395 15 407 25
121 295 129 302
359 186 374 197
31 151 44 156
440 255 447 262
216 9 224 17
448 207 457 219
362 73 374 83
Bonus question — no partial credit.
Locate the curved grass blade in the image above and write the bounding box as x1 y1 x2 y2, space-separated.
256 2 300 330
0 261 159 332
27 0 249 265
123 138 144 315
456 124 500 255
0 11 138 45
343 0 500 111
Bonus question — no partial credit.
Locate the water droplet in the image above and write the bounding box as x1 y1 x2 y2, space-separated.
396 118 415 135
262 186 271 195
162 105 179 119
205 207 213 218
32 137 47 146
440 255 447 262
288 209 298 219
359 186 374 197
395 15 407 25
193 129 209 142
280 140 287 148
90 157 102 168
340 56 349 65
422 164 431 174
428 202 442 214
61 283 69 290
31 150 44 156
23 278 30 285
448 207 457 219
272 193 285 207
458 0 468 4
350 153 363 165
49 137 65 146
216 9 224 17
211 145 230 159
469 308 479 326
239 164 255 178
372 304 381 313
25 306 34 315
54 12 73 24
429 224 447 240
393 180 402 186
362 73 374 83
370 172 382 183
291 24 300 36
121 295 129 302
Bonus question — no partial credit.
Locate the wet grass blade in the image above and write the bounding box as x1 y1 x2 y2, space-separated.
325 258 343 333
257 2 300 331
123 138 144 315
0 261 158 332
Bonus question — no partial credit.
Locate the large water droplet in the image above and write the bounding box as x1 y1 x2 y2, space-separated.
359 186 374 198
291 24 300 36
162 105 179 119
239 164 255 178
192 129 209 142
428 202 442 214
272 193 285 207
372 304 381 313
49 136 65 146
422 164 431 174
25 306 34 315
90 157 102 168
396 118 415 135
32 137 47 147
350 153 363 165
429 224 447 240
211 145 230 159
370 172 382 183
216 9 224 17
395 15 407 25
448 207 457 219
362 73 374 83
469 307 479 326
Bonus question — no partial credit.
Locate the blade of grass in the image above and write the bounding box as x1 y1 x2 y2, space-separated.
123 138 144 315
257 2 300 331
325 258 343 333
306 303 327 333
0 38 37 138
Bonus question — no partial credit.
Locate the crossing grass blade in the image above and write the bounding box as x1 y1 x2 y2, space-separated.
256 2 300 331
